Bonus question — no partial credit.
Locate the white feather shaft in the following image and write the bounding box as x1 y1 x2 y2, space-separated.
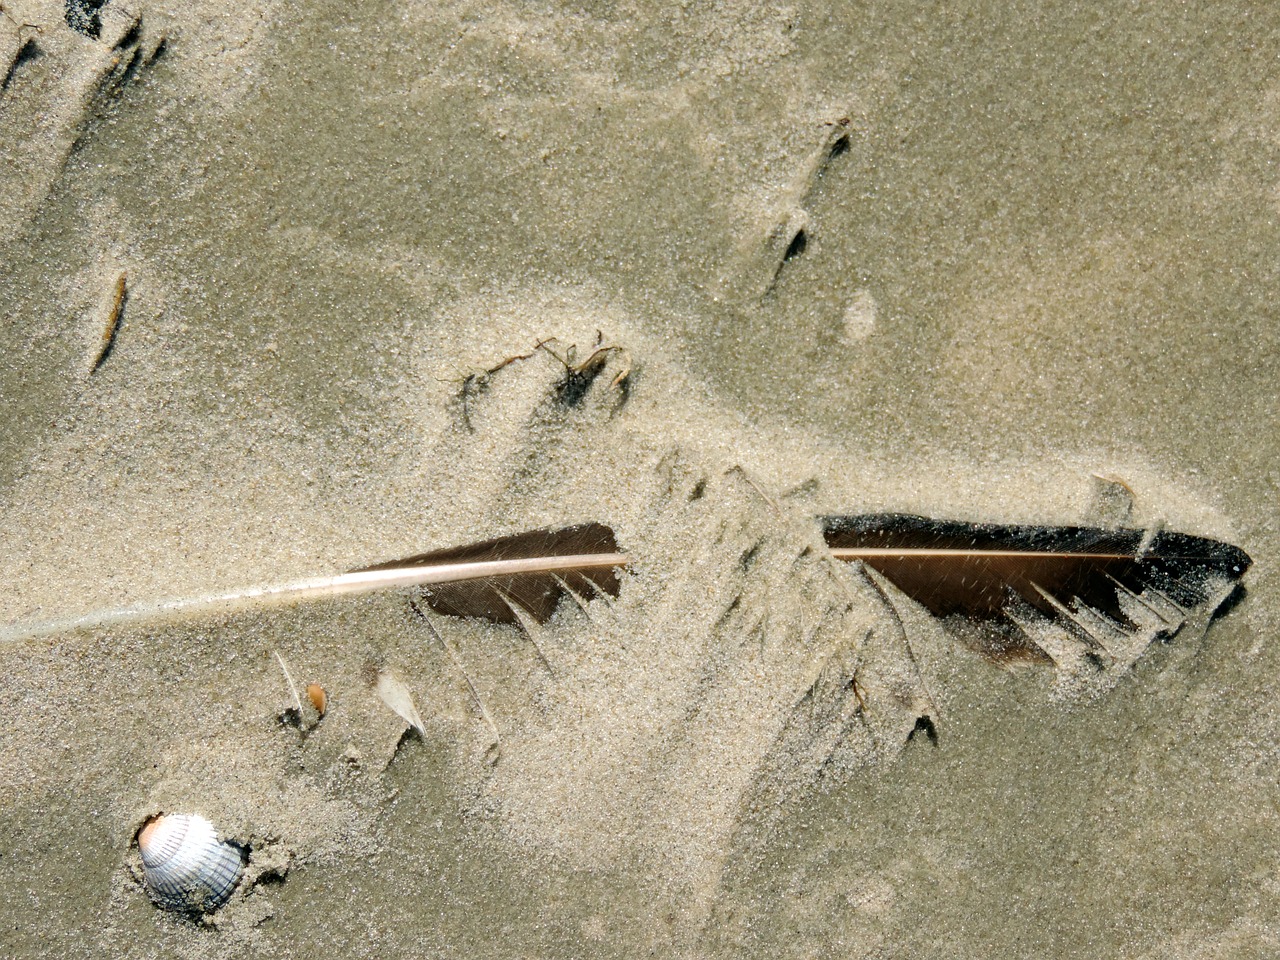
0 552 629 643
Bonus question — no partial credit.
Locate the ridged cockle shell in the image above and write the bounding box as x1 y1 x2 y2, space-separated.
137 813 245 913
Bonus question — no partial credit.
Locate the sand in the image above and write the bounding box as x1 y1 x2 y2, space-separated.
1 0 1277 957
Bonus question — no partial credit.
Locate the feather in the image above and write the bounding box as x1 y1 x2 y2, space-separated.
374 668 427 736
0 514 1248 653
351 522 625 624
823 513 1251 665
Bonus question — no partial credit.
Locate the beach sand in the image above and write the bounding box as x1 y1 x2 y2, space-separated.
1 1 1277 956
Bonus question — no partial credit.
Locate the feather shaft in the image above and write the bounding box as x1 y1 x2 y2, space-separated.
0 538 628 642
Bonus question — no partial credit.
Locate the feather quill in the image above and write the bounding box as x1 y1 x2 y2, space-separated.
0 524 627 642
823 513 1250 664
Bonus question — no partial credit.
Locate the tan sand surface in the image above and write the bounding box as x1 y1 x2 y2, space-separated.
1 1 1277 957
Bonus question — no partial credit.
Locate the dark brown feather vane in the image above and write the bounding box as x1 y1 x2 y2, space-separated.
823 513 1251 663
353 522 625 624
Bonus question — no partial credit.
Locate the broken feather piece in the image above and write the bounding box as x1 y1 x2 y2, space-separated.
375 669 426 737
272 650 304 716
823 513 1250 665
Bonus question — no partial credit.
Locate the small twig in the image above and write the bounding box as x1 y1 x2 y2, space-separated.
0 2 41 38
457 347 536 432
89 271 127 375
536 336 623 377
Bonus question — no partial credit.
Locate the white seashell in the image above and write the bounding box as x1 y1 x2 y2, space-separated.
137 813 245 913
